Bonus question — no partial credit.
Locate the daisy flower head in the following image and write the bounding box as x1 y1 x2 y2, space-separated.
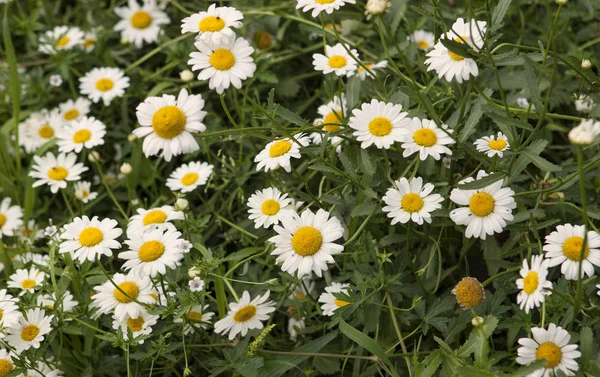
316 95 347 133
349 99 410 149
7 267 46 294
181 4 243 44
452 277 485 309
575 94 595 113
6 308 53 353
92 271 156 321
174 304 215 334
166 161 214 193
18 110 62 153
318 282 350 316
114 0 170 48
214 291 275 340
247 187 294 229
38 25 84 55
296 0 356 18
59 216 123 263
516 255 552 314
120 228 188 277
568 119 600 146
74 181 98 203
449 170 516 240
270 208 344 278
0 349 14 376
411 30 435 51
56 116 106 153
79 67 130 106
474 131 510 158
516 323 580 377
356 60 388 81
543 224 600 280
382 177 444 225
313 43 358 77
133 89 206 161
400 118 455 160
25 362 64 377
288 317 305 340
83 30 97 52
365 0 390 18
37 292 79 313
127 205 184 236
58 97 91 123
254 133 311 173
112 310 159 343
188 36 256 94
0 197 23 238
0 289 21 328
425 18 487 83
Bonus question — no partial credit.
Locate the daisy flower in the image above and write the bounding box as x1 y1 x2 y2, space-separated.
58 97 91 123
215 291 275 340
59 216 122 263
0 349 14 376
166 161 214 193
8 268 45 295
133 89 206 161
575 95 595 113
181 4 243 44
288 317 305 341
22 363 63 377
516 255 552 314
56 116 106 153
83 30 97 52
114 0 170 48
0 197 23 238
568 119 600 146
296 0 356 18
37 292 79 313
0 289 20 328
382 177 444 225
316 95 347 132
312 43 358 77
73 181 98 203
112 310 159 343
425 18 487 83
120 228 188 277
188 36 256 94
356 60 388 81
270 209 344 278
349 99 411 149
16 220 43 241
310 132 344 153
6 308 53 353
474 131 510 158
14 252 49 267
543 224 600 280
18 110 62 153
452 277 485 309
174 304 215 334
92 271 156 321
516 323 580 377
254 134 311 173
247 187 294 229
38 25 84 55
449 170 516 240
79 67 130 106
127 206 184 236
411 30 435 51
318 282 350 316
400 118 455 160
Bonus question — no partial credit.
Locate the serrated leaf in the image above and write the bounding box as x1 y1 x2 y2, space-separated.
460 90 491 143
581 327 593 368
419 349 443 377
521 146 561 172
313 356 340 375
491 0 512 32
351 201 376 217
359 149 375 176
346 76 361 110
508 139 548 183
457 173 506 190
523 56 542 114
276 106 308 127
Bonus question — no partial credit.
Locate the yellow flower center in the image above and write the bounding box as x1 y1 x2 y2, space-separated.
199 16 225 32
95 78 114 92
291 226 323 257
20 325 40 341
417 40 429 49
448 37 466 61
138 240 165 262
488 139 507 151
328 55 347 69
181 172 199 186
261 199 280 216
79 227 104 247
187 311 203 322
368 117 393 137
254 31 272 50
0 359 13 376
295 293 306 300
469 192 495 217
81 190 89 199
0 214 5 228
401 193 424 213
152 106 187 139
64 109 79 121
413 128 437 147
334 299 350 307
269 140 292 157
316 0 335 3
127 316 145 332
357 62 374 73
523 271 539 295
562 236 589 261
73 129 92 144
536 342 562 369
21 279 36 289
323 111 342 132
114 282 139 303
83 38 95 48
233 305 256 323
47 166 68 181
131 11 152 29
143 210 168 226
0 308 3 321
210 48 236 71
453 277 484 309
56 36 70 47
38 124 54 139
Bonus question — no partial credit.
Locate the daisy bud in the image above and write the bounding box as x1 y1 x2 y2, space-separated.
179 69 194 82
582 59 592 69
569 119 600 145
127 133 137 142
120 162 132 175
555 0 567 4
254 31 273 50
188 267 201 279
175 198 189 211
548 192 565 200
452 277 485 310
88 151 100 163
471 316 485 327
365 0 391 17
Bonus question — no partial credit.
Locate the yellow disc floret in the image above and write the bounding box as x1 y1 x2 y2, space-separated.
328 55 347 69
199 16 225 32
469 192 495 217
401 193 424 213
114 282 139 303
233 305 256 323
269 140 292 157
143 210 168 226
47 166 68 181
536 342 562 369
79 227 104 247
562 236 589 261
413 128 437 147
131 11 152 29
210 49 236 71
368 117 393 137
95 78 114 92
522 271 539 295
261 199 280 216
138 240 165 262
20 325 40 341
453 277 485 309
152 106 187 139
291 226 323 257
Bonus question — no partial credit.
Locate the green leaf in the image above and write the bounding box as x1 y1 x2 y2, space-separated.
457 173 506 190
460 90 491 143
523 56 542 114
276 106 308 127
351 201 376 217
521 146 561 172
508 139 548 183
440 38 473 60
491 0 513 32
313 356 340 375
346 76 361 110
581 327 593 368
508 360 546 377
419 349 443 377
359 149 375 176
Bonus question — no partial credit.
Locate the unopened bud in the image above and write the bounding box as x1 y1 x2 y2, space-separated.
188 267 200 279
175 198 189 211
555 0 567 4
120 162 132 175
88 151 100 163
582 59 592 69
472 316 485 327
127 133 137 142
180 70 194 82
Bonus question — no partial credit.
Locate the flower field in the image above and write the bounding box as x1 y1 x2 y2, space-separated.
1 0 600 376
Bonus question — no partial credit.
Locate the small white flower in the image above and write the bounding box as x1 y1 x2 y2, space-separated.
127 205 184 237
356 60 388 81
516 255 552 314
0 197 23 239
92 271 157 321
58 97 91 123
59 216 123 263
382 177 444 225
365 0 391 18
56 116 106 153
254 134 311 173
179 69 194 82
312 43 359 77
112 310 159 343
6 308 54 353
517 97 530 109
79 67 130 106
543 224 600 280
175 198 189 211
288 317 305 341
247 187 294 229
574 94 595 113
120 162 132 175
349 99 411 149
179 240 193 253
568 119 600 145
181 4 243 44
7 267 45 295
73 181 98 203
37 291 79 313
49 75 63 87
114 0 170 48
29 152 88 194
214 291 275 340
166 161 213 193
189 277 205 292
44 225 58 237
318 282 350 316
474 132 510 158
296 0 356 18
0 289 20 328
400 118 455 160
411 30 435 51
174 304 215 334
38 25 84 55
